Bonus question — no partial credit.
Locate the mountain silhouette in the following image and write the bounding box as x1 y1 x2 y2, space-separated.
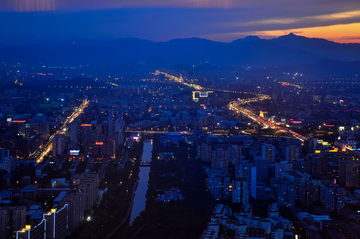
0 34 359 68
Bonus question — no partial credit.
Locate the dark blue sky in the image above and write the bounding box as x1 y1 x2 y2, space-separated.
1 0 360 43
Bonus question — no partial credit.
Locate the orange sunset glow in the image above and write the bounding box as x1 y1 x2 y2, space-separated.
258 23 360 43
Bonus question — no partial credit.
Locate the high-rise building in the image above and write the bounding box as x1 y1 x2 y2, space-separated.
16 220 45 239
44 205 68 239
107 117 114 135
253 160 269 182
198 144 212 162
0 206 26 239
277 181 295 208
338 160 348 186
209 169 230 201
0 148 11 173
346 162 360 188
223 177 230 200
25 119 35 138
275 161 293 179
56 193 84 232
324 184 344 212
306 179 322 208
229 145 242 164
84 141 115 158
17 205 68 239
262 144 275 162
232 180 249 204
70 119 80 146
215 148 228 162
52 134 65 156
283 171 311 207
114 118 125 147
235 161 251 181
77 172 99 211
36 121 49 139
219 160 229 174
304 138 320 154
285 145 299 165
82 128 102 145
251 167 257 199
211 175 222 201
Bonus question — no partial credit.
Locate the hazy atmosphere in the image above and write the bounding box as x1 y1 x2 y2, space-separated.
1 0 360 42
1 1 360 239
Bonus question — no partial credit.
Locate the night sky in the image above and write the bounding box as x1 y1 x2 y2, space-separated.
1 0 360 43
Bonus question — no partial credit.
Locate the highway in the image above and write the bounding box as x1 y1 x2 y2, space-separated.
34 100 89 164
157 71 308 142
156 71 203 90
228 101 308 142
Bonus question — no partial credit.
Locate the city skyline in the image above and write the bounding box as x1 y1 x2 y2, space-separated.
1 1 360 239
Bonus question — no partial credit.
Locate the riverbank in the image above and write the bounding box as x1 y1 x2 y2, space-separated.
109 139 152 238
104 182 137 239
118 135 215 239
66 139 144 239
129 139 152 223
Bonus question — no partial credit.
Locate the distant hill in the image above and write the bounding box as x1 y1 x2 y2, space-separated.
0 34 359 68
270 33 360 61
257 60 360 76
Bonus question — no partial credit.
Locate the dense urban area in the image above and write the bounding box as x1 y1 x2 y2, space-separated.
1 60 360 239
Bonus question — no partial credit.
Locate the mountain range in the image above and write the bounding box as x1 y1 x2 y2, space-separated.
0 33 360 68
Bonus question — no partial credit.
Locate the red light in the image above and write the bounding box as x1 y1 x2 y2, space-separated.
12 120 25 123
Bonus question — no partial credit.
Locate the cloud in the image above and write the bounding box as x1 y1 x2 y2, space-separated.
0 1 360 43
14 0 55 12
0 0 360 12
237 10 360 27
339 36 360 40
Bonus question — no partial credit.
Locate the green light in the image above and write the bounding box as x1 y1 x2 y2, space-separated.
46 98 49 101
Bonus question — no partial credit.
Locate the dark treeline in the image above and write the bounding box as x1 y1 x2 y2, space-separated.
120 135 214 239
67 139 144 239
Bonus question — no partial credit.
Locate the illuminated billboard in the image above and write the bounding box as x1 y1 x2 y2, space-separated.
69 150 80 156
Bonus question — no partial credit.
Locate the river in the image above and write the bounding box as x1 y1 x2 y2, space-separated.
129 139 152 224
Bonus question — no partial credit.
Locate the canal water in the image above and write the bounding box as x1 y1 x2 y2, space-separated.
129 139 152 224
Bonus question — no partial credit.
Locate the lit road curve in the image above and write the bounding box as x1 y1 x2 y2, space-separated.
156 71 203 90
156 71 307 142
228 101 308 142
34 100 89 164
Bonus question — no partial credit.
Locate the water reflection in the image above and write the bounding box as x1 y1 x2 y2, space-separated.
129 139 152 224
